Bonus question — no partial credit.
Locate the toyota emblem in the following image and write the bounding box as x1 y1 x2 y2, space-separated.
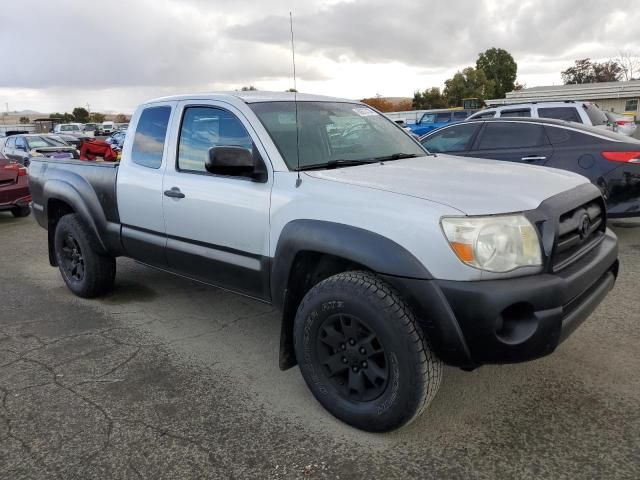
578 214 590 239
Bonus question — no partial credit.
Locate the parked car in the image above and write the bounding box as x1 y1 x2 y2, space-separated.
605 111 637 137
420 117 640 217
0 151 31 217
1 134 79 166
82 123 99 137
467 101 610 131
115 123 129 131
100 121 115 135
28 92 618 432
405 109 476 136
53 123 84 136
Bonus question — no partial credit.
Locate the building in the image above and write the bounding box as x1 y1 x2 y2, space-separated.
486 80 640 118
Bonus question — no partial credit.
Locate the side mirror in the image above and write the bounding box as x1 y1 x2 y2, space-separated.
205 146 267 182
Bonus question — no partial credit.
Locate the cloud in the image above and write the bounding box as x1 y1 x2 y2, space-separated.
1 0 639 112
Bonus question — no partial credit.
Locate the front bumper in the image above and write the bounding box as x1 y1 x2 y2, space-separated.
382 229 619 368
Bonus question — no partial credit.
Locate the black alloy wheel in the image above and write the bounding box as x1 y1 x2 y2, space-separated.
316 313 388 402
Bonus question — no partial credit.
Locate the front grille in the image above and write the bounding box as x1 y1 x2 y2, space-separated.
552 199 606 271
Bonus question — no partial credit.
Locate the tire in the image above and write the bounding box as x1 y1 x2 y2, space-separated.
294 271 442 432
11 206 31 218
53 214 116 298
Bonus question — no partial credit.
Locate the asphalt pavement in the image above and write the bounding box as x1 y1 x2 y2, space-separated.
1 215 639 479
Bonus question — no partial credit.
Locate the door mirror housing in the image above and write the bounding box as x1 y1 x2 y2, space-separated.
205 146 267 182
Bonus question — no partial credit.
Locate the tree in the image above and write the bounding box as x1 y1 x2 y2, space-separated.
89 112 106 123
444 67 494 107
395 99 413 111
19 116 30 124
114 114 130 123
592 61 623 82
240 86 258 91
561 58 623 84
72 107 89 123
412 87 448 109
614 52 640 81
475 48 517 99
360 96 394 112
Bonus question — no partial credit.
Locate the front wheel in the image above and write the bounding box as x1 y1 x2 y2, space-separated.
294 271 442 432
54 214 116 298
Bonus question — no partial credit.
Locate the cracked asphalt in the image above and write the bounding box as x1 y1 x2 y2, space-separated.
1 214 639 479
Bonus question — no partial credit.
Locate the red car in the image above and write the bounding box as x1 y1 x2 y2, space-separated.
0 151 31 217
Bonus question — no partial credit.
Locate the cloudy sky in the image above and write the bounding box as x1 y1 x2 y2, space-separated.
1 0 638 114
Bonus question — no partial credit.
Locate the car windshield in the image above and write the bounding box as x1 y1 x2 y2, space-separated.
26 136 68 148
61 125 79 131
249 101 426 170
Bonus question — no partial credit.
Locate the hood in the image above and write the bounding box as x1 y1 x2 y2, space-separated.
304 155 589 215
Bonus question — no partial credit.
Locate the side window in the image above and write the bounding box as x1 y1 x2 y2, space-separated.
6 137 16 148
420 113 436 124
453 111 468 120
178 106 253 173
477 123 548 150
15 137 26 149
435 112 452 123
537 107 582 123
500 108 531 118
544 126 571 144
421 123 480 153
131 106 171 169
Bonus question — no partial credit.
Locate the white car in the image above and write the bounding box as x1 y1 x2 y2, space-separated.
53 123 83 136
468 101 610 131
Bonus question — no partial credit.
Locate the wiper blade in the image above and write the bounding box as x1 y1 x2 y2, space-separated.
297 159 374 171
372 152 420 161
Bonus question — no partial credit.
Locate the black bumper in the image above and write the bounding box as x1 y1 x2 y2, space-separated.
382 230 619 369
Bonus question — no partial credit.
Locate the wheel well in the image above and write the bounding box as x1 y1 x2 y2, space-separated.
47 199 75 266
278 251 367 370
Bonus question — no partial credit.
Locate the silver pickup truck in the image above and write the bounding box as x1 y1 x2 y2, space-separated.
28 91 619 432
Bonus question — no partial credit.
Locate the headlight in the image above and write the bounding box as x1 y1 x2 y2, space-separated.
441 215 542 273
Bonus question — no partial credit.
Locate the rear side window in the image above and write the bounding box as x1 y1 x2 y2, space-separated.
435 112 452 122
583 103 608 126
537 107 582 123
500 108 531 118
421 123 480 153
544 126 571 144
6 137 15 148
131 106 171 169
453 111 468 120
477 123 548 150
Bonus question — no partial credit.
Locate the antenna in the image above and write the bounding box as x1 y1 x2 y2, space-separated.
290 11 302 187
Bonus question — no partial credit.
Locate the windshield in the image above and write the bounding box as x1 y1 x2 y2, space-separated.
249 102 426 170
61 125 79 131
26 136 69 148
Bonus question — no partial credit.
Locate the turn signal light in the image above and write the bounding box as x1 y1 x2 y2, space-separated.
602 151 640 163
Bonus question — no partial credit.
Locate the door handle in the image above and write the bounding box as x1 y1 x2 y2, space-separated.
164 187 185 199
521 156 546 162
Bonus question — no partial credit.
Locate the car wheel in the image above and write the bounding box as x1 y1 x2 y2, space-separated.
11 206 31 218
294 271 442 432
54 214 116 298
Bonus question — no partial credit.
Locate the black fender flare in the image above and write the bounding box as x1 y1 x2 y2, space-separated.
43 177 122 260
271 220 434 370
271 219 433 310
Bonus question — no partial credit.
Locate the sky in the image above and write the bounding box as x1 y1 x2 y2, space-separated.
1 0 639 114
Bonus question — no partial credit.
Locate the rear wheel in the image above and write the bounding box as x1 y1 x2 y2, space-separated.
11 206 31 218
293 271 442 432
54 214 116 298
